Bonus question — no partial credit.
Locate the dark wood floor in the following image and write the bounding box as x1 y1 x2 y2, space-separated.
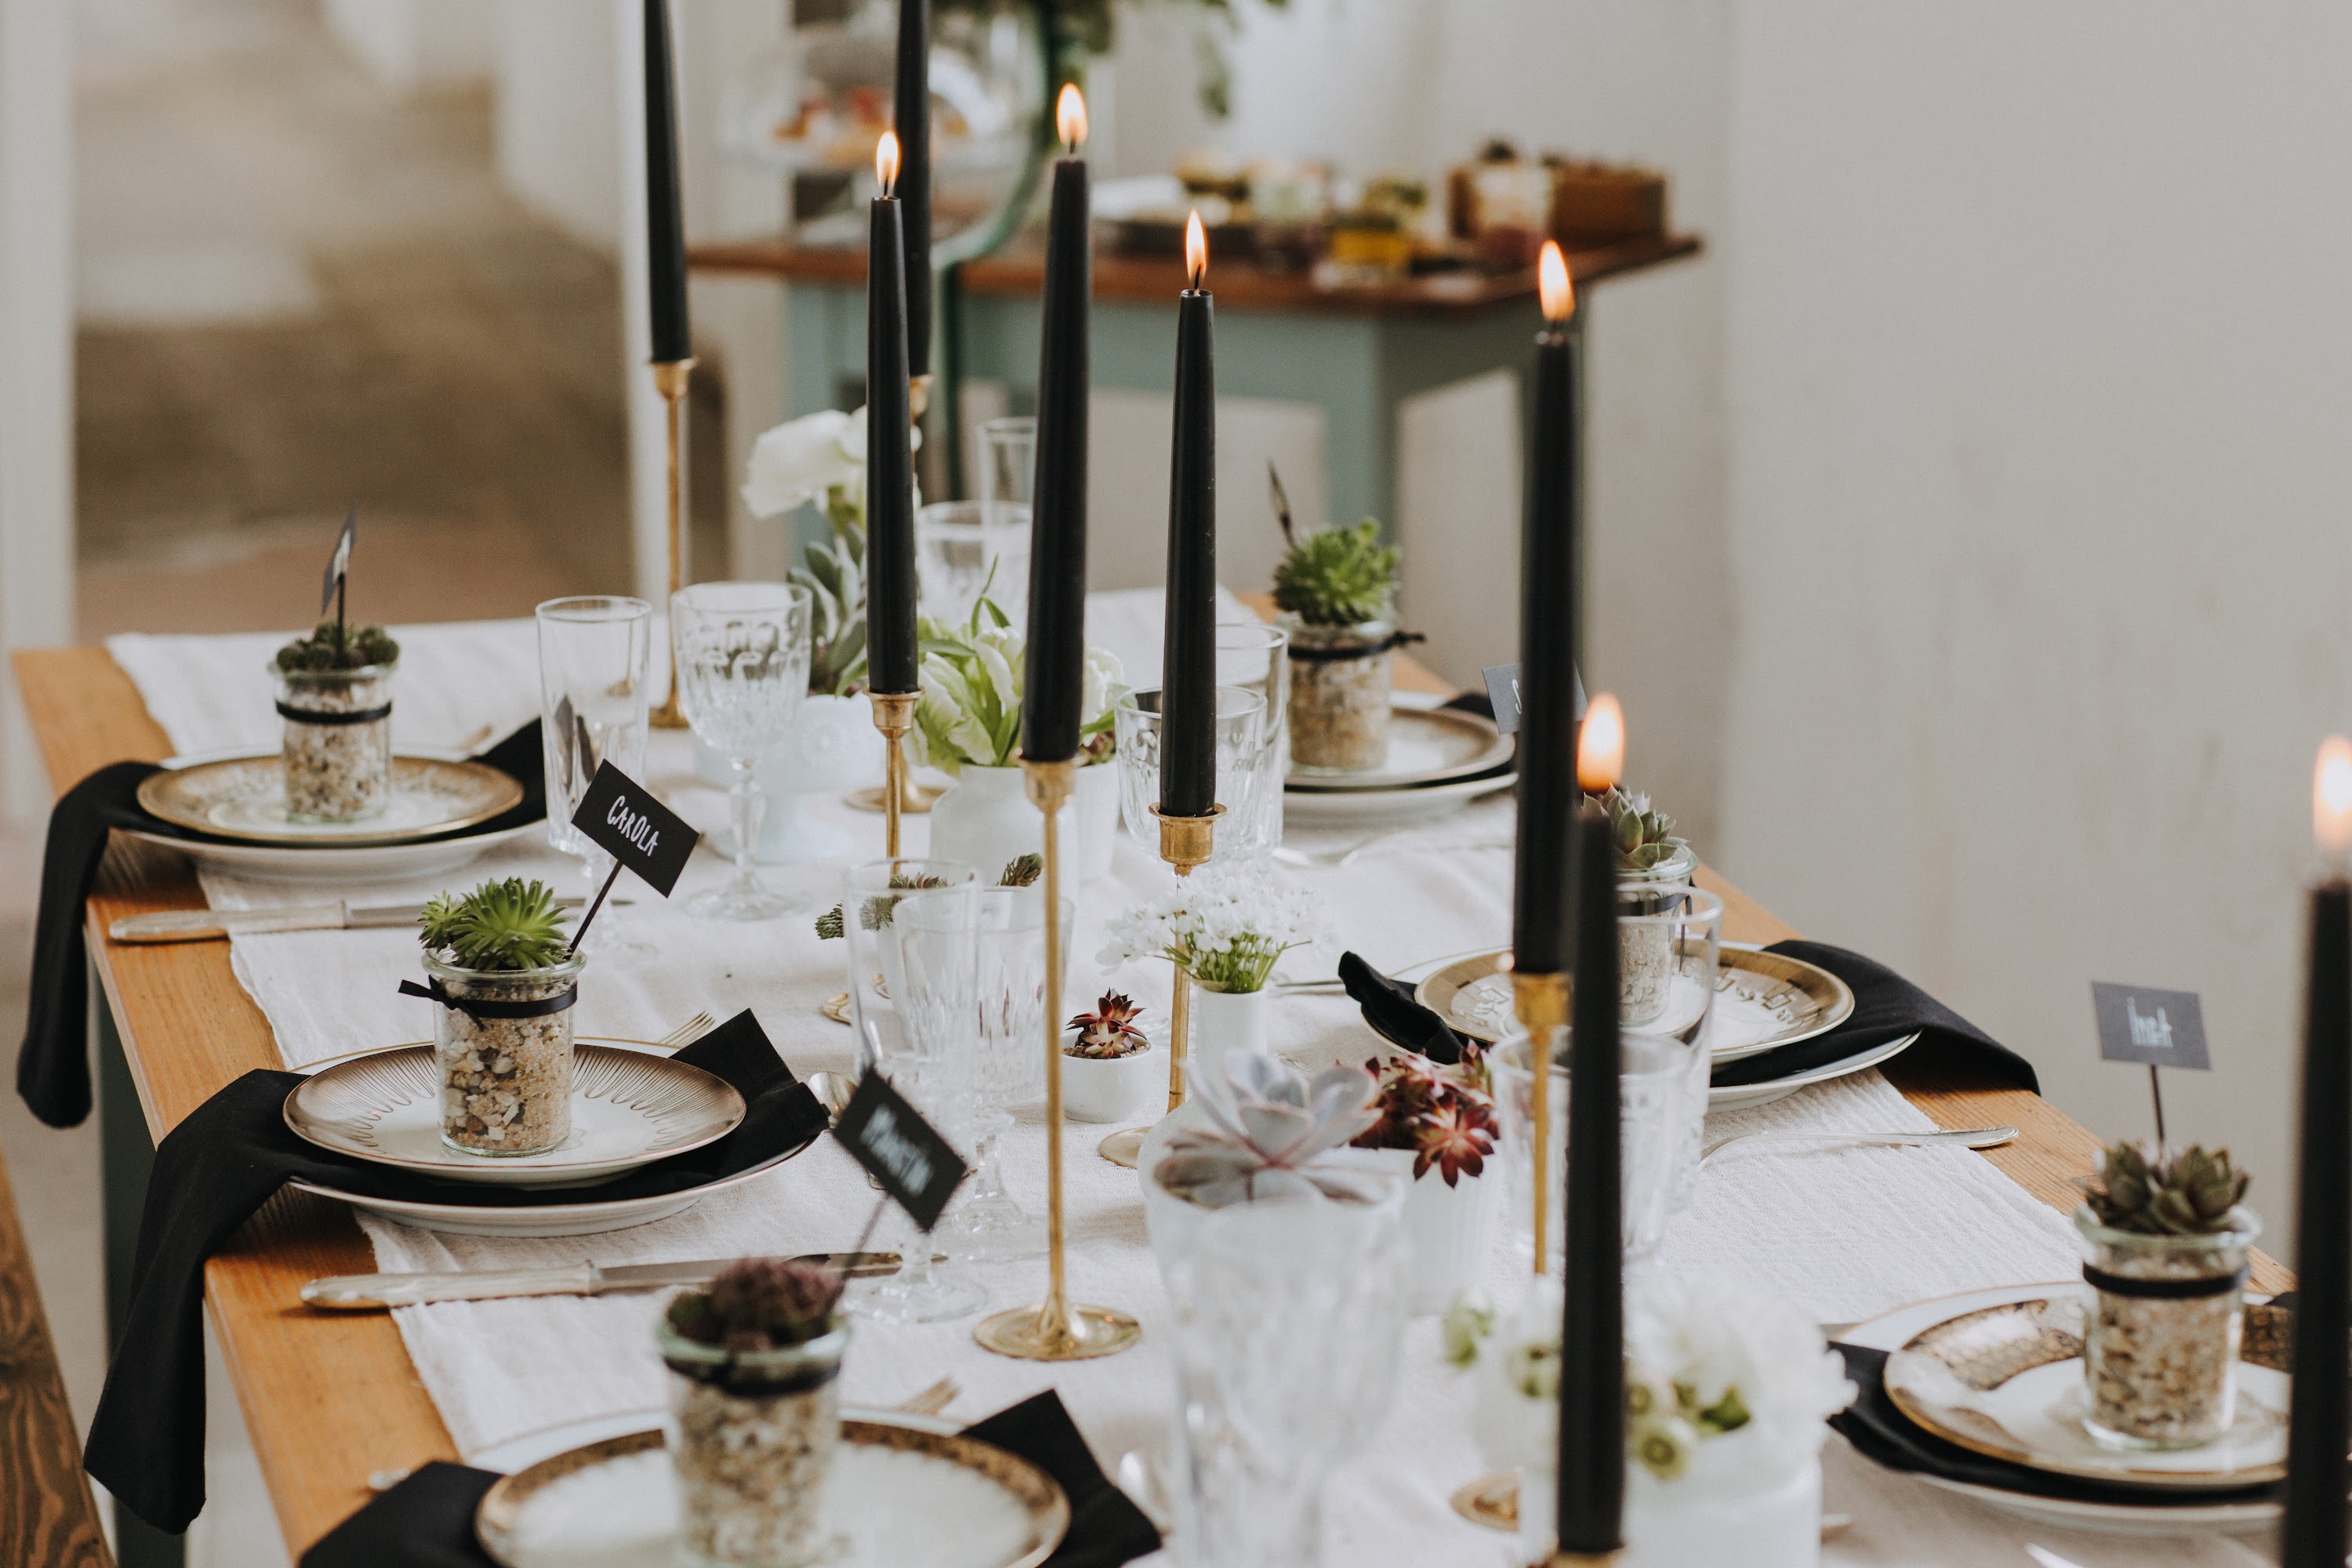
0 1146 111 1567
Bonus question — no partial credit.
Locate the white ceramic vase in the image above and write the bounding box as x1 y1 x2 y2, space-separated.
691 695 883 862
1329 1145 1499 1316
1060 1029 1162 1123
1138 1102 1408 1284
927 761 1118 884
1508 1439 1821 1568
1186 985 1269 1104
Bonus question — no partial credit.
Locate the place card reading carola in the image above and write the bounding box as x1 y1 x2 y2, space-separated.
832 1073 969 1232
2091 982 2212 1071
571 760 699 897
1479 661 1586 738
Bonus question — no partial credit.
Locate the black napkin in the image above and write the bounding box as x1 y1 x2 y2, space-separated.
16 722 546 1129
1341 950 1468 1065
1710 940 2038 1092
87 1008 823 1535
1831 1342 2274 1507
301 1390 1160 1568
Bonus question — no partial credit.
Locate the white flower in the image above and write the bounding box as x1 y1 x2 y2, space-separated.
1080 645 1124 731
1099 863 1323 993
740 405 919 520
908 613 1116 776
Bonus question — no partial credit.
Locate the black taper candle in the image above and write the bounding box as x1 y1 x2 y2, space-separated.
1020 88 1091 764
865 139 919 695
2283 870 2351 1566
1512 242 1579 976
642 0 690 365
1160 214 1217 818
892 0 931 377
1558 800 1624 1558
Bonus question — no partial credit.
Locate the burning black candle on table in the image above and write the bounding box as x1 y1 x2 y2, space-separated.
866 132 918 699
1020 85 1092 766
1555 701 1626 1563
2284 735 2352 1567
1513 241 1580 975
1159 211 1218 819
892 0 931 380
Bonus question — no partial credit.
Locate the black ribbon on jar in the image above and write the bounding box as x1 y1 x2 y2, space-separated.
397 978 578 1019
1285 629 1426 664
2082 1262 2250 1300
276 700 393 726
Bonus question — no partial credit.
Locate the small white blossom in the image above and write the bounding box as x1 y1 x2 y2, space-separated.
740 405 919 520
1100 862 1323 993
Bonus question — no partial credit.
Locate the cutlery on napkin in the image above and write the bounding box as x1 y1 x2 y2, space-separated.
305 1253 912 1308
111 895 584 945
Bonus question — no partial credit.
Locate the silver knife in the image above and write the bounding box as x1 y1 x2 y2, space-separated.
111 895 584 945
302 1252 908 1310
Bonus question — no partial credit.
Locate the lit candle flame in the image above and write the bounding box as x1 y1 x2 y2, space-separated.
1578 692 1624 793
2317 736 2352 859
1057 85 1088 154
1539 241 1574 324
876 132 900 196
1185 210 1207 290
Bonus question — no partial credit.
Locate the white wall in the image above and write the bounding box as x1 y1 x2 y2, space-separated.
496 0 621 249
320 0 495 93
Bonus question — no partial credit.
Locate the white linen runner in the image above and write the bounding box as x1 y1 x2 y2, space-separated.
104 612 2265 1567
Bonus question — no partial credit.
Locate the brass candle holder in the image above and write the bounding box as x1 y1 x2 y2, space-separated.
975 757 1142 1362
648 358 695 728
1097 804 1221 1168
1513 968 1569 1277
867 691 917 858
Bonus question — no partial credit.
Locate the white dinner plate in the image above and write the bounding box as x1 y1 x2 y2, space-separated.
125 819 537 885
1706 1031 1922 1112
1416 945 1855 1061
1280 768 1515 825
1285 704 1513 792
138 753 522 845
467 1406 954 1475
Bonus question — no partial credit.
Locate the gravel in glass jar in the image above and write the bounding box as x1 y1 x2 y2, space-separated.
659 1319 848 1568
2074 1204 2259 1450
274 662 396 823
1617 844 1697 1025
423 951 582 1156
1284 618 1393 773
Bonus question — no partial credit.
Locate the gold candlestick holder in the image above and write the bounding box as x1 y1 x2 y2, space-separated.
649 357 695 729
975 757 1143 1362
1513 969 1569 1277
1097 804 1221 1168
867 691 917 858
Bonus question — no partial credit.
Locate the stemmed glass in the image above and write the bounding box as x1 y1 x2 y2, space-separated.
853 877 988 1323
942 886 1069 1264
535 597 652 955
670 582 812 921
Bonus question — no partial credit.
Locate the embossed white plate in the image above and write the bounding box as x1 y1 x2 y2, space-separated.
285 1042 745 1189
138 753 522 845
1285 704 1513 792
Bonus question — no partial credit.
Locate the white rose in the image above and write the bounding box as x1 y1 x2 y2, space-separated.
1080 645 1126 728
742 409 858 518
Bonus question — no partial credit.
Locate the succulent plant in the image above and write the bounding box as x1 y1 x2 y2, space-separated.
1065 993 1149 1059
419 877 571 971
2078 1141 2250 1236
275 619 400 673
1271 518 1400 629
793 516 868 697
1604 786 1686 873
1152 1055 1387 1209
1350 1054 1498 1186
999 853 1043 888
664 1257 839 1354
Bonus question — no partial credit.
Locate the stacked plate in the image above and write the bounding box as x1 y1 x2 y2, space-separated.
130 748 536 884
1842 1283 2289 1535
1283 701 1515 825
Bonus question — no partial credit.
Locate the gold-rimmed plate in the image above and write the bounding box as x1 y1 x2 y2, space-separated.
473 1423 1069 1568
1415 943 1855 1059
1285 703 1512 793
137 754 522 847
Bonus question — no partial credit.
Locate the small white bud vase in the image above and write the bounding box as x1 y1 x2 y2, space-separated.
274 660 396 823
424 951 583 1156
927 762 1118 883
659 1319 848 1568
1186 985 1270 1102
1329 1145 1499 1316
1060 1027 1160 1123
2073 1204 2259 1448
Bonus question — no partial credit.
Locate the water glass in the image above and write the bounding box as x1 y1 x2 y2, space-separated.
536 596 652 952
941 887 1071 1265
672 583 813 921
916 499 1029 629
1215 623 1289 853
1493 1025 1688 1270
1169 1197 1410 1568
1112 688 1268 860
1621 885 1722 1211
978 416 1034 535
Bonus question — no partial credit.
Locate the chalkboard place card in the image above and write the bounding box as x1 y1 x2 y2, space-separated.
572 761 699 898
2091 982 2212 1071
1479 661 1586 738
833 1073 969 1232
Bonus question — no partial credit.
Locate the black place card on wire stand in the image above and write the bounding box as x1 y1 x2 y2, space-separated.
1480 661 1586 738
2091 982 2211 1070
572 760 699 897
833 1073 969 1232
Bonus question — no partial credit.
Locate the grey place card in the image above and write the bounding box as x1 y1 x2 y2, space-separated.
2091 982 2211 1071
1479 662 1586 738
833 1073 970 1232
572 760 699 898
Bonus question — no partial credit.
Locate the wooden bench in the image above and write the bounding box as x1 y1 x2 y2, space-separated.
0 1144 112 1566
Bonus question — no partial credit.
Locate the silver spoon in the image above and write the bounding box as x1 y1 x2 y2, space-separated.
1700 1124 2017 1169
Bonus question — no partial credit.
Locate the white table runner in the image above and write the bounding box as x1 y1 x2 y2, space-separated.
106 611 2264 1567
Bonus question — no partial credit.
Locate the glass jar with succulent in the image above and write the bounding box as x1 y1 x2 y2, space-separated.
658 1258 850 1568
1602 786 1698 1024
414 878 582 1157
272 620 401 823
1061 991 1159 1124
1341 1053 1501 1314
1272 515 1403 773
2073 1141 2258 1449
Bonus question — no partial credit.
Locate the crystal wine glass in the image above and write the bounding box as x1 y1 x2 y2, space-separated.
535 596 652 955
670 582 812 921
942 886 1065 1264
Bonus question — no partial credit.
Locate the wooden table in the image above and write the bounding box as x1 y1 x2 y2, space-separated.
9 641 2281 1563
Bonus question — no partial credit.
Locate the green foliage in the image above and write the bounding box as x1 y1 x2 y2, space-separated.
275 620 400 673
2079 1141 2250 1236
794 514 869 697
665 1258 838 1352
999 853 1042 887
1272 520 1399 628
419 877 571 971
1605 787 1687 872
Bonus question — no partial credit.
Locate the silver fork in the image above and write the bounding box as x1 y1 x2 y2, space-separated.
655 1010 717 1047
1700 1124 2017 1169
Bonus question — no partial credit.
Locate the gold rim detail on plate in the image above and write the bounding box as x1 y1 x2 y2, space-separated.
1283 704 1512 793
137 755 523 846
474 1423 1070 1568
1414 944 1856 1053
284 1044 745 1182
